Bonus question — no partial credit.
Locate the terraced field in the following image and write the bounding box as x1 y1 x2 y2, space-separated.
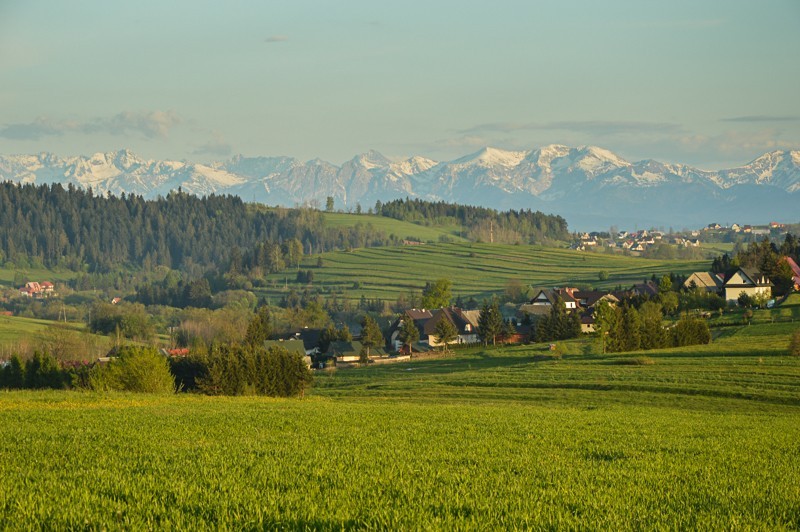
261 243 707 302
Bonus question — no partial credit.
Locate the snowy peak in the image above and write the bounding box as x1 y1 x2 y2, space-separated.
351 150 392 170
0 146 798 227
453 147 529 168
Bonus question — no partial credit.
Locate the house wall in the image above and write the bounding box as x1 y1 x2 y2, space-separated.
724 285 771 303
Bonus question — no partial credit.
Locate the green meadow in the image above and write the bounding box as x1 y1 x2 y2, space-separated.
2 317 799 529
321 212 468 243
262 242 707 302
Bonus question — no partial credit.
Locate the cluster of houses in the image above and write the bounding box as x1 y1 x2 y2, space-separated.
709 222 787 236
248 260 800 369
575 230 699 255
18 281 55 298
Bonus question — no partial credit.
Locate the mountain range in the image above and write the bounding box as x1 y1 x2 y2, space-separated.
1 145 798 231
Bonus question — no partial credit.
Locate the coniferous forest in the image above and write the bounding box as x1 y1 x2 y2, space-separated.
0 182 570 274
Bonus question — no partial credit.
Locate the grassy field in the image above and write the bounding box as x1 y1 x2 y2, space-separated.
1 319 799 528
321 212 468 243
0 267 78 289
261 242 708 303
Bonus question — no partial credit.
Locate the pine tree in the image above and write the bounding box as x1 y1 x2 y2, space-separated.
397 318 420 353
360 316 384 358
619 303 642 351
245 306 272 348
433 317 458 352
478 300 504 346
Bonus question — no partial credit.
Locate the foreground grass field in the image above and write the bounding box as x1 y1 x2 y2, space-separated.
2 320 799 529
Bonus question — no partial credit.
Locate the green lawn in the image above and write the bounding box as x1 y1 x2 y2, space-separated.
1 320 798 528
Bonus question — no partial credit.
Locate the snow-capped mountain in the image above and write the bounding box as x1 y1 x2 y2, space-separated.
1 146 798 230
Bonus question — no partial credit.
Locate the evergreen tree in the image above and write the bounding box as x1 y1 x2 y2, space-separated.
244 306 272 348
594 300 621 353
433 317 458 352
619 303 642 352
397 318 420 353
360 315 384 358
639 301 667 350
478 300 504 346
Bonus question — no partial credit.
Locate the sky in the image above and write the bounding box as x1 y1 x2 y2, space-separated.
1 0 799 169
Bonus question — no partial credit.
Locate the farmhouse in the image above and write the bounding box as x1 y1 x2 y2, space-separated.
388 307 480 350
526 288 578 309
683 272 724 293
723 268 772 303
18 281 55 298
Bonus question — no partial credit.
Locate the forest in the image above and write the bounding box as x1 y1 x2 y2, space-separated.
0 183 570 274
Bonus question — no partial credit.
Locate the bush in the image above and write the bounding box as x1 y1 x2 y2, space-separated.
25 351 65 389
673 315 711 347
195 344 312 397
89 346 175 393
0 355 26 389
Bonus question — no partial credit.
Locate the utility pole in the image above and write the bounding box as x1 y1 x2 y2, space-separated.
490 220 494 243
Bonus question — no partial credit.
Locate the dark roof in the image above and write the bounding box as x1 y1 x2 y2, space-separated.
631 281 659 297
405 309 434 320
573 290 618 307
422 307 476 336
282 328 323 351
264 339 307 356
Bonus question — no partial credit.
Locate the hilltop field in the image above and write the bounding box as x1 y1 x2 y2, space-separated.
2 311 799 528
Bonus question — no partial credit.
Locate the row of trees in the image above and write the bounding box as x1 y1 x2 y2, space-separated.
594 300 710 353
376 198 570 243
1 343 312 398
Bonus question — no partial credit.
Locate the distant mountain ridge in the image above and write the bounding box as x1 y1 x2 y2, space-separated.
1 145 798 230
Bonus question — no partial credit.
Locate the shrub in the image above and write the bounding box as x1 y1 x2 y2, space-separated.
0 355 26 389
89 346 176 394
673 314 711 347
25 351 65 389
195 344 312 397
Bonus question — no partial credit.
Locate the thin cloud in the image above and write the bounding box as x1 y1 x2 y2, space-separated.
264 35 288 43
0 110 182 140
0 117 65 140
720 115 800 123
459 120 681 136
192 134 233 157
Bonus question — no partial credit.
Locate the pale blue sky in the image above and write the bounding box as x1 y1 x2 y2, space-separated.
1 0 798 168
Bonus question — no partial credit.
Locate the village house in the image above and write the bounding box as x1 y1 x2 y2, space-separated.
723 268 772 303
683 272 725 293
18 281 55 298
388 307 480 351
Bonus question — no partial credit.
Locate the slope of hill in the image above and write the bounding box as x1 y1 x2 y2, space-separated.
1 146 798 230
260 243 706 303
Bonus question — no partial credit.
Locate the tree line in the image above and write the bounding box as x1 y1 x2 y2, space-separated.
375 198 570 243
0 183 395 273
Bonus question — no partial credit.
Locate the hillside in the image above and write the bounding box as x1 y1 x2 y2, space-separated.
320 212 467 243
260 243 707 303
